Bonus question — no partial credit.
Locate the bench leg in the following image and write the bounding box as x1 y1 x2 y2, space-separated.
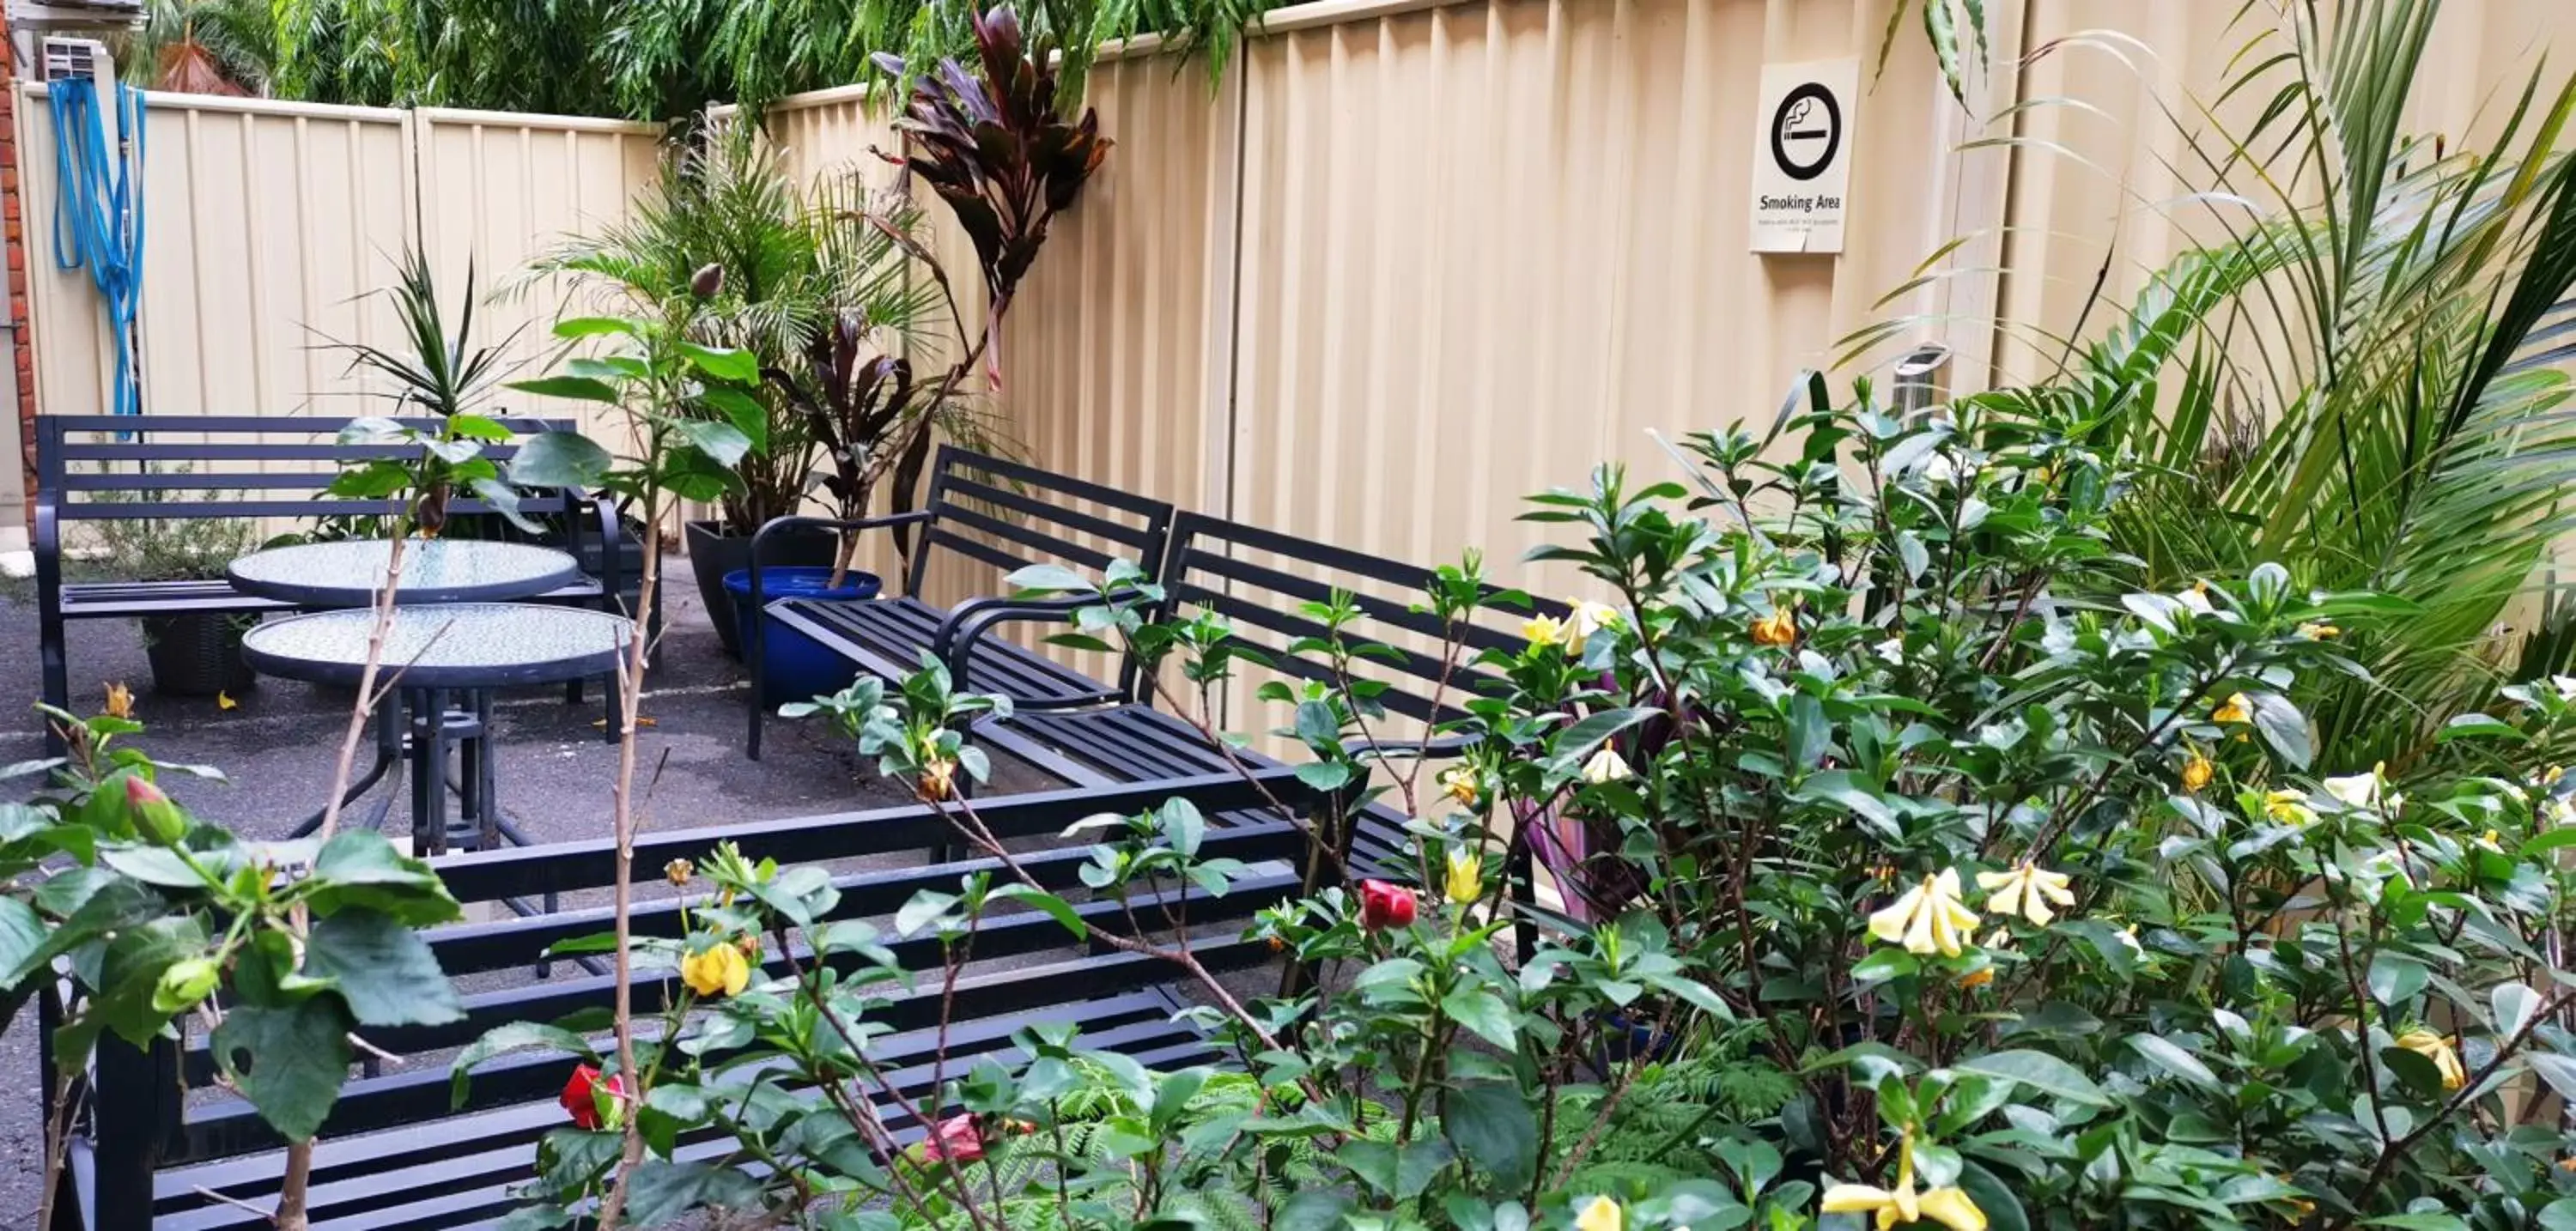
39 616 70 755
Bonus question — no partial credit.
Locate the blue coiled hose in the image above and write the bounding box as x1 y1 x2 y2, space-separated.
48 77 145 417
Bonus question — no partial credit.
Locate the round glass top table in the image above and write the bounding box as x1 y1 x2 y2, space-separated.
227 538 580 608
246 603 634 852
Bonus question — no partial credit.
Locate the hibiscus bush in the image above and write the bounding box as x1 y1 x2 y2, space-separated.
457 375 2576 1230
0 703 468 1226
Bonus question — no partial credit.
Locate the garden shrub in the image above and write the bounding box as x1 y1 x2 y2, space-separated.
440 378 2576 1229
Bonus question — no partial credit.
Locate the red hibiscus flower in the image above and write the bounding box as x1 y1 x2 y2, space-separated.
560 1063 630 1131
1358 879 1418 931
914 1113 986 1164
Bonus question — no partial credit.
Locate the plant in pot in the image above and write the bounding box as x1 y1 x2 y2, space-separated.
90 506 262 696
534 122 933 656
723 3 1113 703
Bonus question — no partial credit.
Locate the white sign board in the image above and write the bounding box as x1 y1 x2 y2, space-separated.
1748 58 1860 254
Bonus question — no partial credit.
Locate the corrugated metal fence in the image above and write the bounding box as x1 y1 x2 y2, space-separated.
12 88 659 484
15 0 2576 597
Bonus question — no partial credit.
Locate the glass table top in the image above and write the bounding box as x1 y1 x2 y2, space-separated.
228 538 580 607
241 603 632 688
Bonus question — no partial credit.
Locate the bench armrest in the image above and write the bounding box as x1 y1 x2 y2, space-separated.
930 595 1127 712
1340 731 1479 760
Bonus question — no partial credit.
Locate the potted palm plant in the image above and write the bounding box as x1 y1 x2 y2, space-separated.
535 124 930 656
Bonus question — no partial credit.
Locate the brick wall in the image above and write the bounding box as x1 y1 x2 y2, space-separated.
0 10 31 523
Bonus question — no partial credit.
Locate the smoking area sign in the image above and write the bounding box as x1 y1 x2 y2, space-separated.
1749 58 1859 254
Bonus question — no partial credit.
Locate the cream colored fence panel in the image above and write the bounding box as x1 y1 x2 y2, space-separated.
21 88 415 426
1224 0 1971 591
19 90 657 543
756 86 896 191
412 107 663 451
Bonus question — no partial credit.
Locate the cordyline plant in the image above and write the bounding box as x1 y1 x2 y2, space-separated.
782 1 1108 586
459 375 2576 1230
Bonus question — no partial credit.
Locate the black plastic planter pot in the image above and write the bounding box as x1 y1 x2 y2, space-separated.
684 519 839 659
141 612 258 697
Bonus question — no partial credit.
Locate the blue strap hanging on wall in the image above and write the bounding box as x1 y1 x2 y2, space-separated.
48 77 146 417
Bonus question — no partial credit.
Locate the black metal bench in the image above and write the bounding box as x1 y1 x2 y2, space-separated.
965 512 1564 882
61 767 1326 1230
743 446 1178 759
34 415 630 721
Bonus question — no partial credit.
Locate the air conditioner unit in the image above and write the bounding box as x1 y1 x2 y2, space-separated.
38 35 118 144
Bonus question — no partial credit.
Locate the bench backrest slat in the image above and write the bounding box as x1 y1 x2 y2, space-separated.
1157 512 1566 728
37 415 581 524
913 446 1176 596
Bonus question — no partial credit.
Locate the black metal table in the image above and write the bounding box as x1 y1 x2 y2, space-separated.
227 537 580 607
242 603 632 853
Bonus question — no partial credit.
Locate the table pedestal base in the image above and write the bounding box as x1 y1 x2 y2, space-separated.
284 688 533 855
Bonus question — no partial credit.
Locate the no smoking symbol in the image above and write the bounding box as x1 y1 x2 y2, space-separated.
1770 82 1841 182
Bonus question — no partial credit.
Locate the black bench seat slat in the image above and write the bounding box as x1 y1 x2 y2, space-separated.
769 595 1115 706
154 992 1217 1229
58 577 605 619
988 706 1414 880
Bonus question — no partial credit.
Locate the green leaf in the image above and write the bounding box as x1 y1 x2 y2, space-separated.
507 375 623 404
211 999 354 1142
2437 713 2524 743
84 914 207 1046
450 1022 599 1109
1443 1079 1538 1191
1442 986 1518 1050
2123 1034 2221 1089
307 831 464 926
1555 706 1658 762
507 430 614 493
2529 1052 2576 1104
1953 1049 2111 1107
671 420 753 468
1850 948 1917 985
553 316 640 340
301 912 463 1028
895 889 960 938
1294 761 1354 792
2366 952 2428 1006
697 385 771 450
2494 981 2542 1037
1005 563 1092 594
677 341 760 384
1341 1137 1454 1200
1159 797 1206 858
2246 692 2312 769
1958 1160 2029 1231
987 883 1085 940
1274 1192 1356 1231
2379 1046 2446 1099
2373 1215 2470 1231
0 898 43 992
447 413 515 441
626 1158 763 1227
